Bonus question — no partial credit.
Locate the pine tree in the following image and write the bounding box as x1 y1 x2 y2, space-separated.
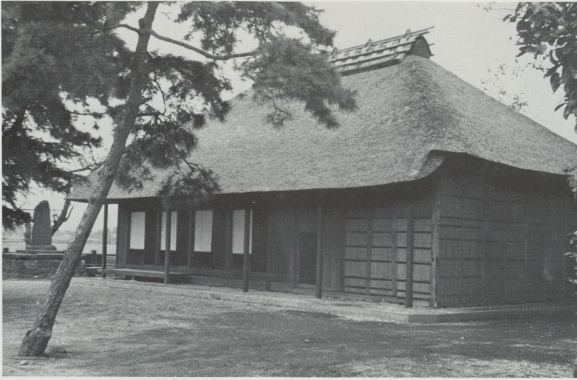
8 2 357 356
2 2 126 229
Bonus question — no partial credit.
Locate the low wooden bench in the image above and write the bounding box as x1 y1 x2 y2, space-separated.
103 268 189 282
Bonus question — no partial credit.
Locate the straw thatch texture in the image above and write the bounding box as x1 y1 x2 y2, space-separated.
68 54 577 201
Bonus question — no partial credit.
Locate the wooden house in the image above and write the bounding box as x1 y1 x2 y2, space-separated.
68 29 577 307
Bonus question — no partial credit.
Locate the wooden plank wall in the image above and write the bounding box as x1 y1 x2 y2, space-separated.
344 198 433 303
436 177 485 306
436 162 575 307
251 209 269 273
266 211 296 276
322 211 346 291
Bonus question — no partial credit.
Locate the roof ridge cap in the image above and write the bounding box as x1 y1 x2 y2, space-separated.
334 27 434 54
329 27 434 75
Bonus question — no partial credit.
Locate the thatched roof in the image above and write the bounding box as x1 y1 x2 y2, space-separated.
68 33 577 202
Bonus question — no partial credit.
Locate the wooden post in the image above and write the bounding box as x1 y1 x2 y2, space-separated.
481 181 489 305
291 213 298 288
265 213 272 291
315 203 324 299
155 210 162 266
242 208 251 292
523 199 529 303
164 210 172 285
188 209 195 268
405 207 414 308
392 215 398 298
365 211 373 295
102 203 108 278
225 210 233 271
431 189 441 308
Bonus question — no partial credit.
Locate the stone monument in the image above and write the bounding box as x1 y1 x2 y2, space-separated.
4 201 64 279
25 201 57 251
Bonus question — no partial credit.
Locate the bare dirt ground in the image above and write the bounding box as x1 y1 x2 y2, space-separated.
3 278 576 377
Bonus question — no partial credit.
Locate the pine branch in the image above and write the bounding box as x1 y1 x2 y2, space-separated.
137 111 163 117
64 109 107 117
158 125 216 187
68 163 102 173
117 24 255 61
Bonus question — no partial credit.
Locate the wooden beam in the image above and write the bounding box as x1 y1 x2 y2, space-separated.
102 203 108 278
405 206 414 308
242 208 251 292
315 203 324 299
164 210 172 285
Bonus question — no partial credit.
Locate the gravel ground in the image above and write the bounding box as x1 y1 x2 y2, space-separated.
3 278 576 377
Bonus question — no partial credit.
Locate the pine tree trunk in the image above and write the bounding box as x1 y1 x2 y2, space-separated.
18 2 159 357
51 199 72 236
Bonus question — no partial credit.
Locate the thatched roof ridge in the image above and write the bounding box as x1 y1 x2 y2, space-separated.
68 54 577 201
329 27 433 74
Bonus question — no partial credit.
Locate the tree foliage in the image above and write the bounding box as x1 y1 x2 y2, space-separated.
2 2 134 229
506 2 577 131
7 1 356 356
2 2 357 231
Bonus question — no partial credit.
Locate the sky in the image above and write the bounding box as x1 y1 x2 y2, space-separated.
12 1 577 236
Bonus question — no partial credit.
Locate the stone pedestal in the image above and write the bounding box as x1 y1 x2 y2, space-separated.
23 245 57 251
3 251 65 279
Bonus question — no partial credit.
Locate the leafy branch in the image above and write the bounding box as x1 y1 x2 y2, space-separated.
506 2 577 131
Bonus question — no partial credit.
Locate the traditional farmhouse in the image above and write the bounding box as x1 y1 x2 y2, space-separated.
69 29 577 307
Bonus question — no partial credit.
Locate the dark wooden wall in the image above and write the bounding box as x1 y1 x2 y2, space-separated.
435 155 576 307
267 211 296 276
343 193 434 303
322 211 346 291
114 184 435 301
111 155 576 308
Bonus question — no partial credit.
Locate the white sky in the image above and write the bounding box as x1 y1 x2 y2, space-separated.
12 1 577 234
